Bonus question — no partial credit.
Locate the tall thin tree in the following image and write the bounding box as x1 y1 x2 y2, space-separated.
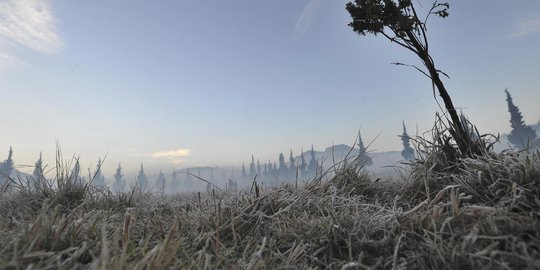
249 155 256 178
32 152 44 184
505 88 537 147
93 158 106 186
289 149 297 179
278 153 288 180
156 169 166 193
70 158 82 184
299 147 307 178
0 147 14 185
346 0 479 156
113 163 126 192
307 145 318 178
136 164 149 192
400 122 415 160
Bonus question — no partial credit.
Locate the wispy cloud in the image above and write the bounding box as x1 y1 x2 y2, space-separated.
509 15 540 38
0 0 62 68
150 149 191 159
294 0 324 38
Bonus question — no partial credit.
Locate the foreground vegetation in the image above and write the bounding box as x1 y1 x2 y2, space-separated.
1 1 538 269
1 136 539 269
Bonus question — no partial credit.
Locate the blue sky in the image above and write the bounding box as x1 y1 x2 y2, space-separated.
1 0 539 176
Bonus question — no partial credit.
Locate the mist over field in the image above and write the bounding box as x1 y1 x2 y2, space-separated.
1 1 540 177
2 126 540 194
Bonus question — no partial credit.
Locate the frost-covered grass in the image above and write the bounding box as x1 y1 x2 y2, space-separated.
1 139 539 269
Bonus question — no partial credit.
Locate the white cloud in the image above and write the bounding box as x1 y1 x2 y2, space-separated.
0 0 62 68
509 16 540 38
150 149 191 159
294 0 324 38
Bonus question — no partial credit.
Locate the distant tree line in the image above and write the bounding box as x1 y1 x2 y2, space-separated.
239 145 320 186
1 89 537 190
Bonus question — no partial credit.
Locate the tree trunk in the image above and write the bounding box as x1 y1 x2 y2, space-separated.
406 31 476 156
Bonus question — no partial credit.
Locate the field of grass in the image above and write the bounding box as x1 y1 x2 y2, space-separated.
1 138 539 269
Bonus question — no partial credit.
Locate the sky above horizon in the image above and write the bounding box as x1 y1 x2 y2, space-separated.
1 0 539 176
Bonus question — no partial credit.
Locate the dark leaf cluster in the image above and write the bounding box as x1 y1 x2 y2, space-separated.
346 0 449 39
346 0 416 36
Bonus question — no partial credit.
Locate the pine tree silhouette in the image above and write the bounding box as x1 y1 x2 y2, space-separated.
70 158 82 184
505 89 537 147
289 149 297 179
156 169 166 192
0 147 14 185
249 155 256 179
307 145 318 178
400 122 415 160
93 158 106 186
32 152 44 184
299 147 307 179
278 153 288 180
137 164 149 192
4 147 13 171
113 163 126 192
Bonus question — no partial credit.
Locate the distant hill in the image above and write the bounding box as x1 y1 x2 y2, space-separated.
295 144 360 166
291 144 406 177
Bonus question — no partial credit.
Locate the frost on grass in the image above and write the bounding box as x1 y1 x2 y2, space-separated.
0 147 539 269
